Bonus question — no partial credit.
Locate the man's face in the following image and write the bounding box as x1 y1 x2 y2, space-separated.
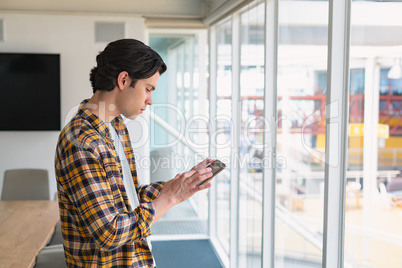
118 72 160 120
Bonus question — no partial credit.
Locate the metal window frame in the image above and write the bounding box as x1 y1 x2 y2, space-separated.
362 58 380 260
208 24 218 240
323 0 351 267
230 12 242 268
262 0 278 267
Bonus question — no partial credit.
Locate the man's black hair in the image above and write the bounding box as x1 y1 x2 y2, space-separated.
90 39 167 93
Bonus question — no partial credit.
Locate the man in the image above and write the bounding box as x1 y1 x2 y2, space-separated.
55 39 213 267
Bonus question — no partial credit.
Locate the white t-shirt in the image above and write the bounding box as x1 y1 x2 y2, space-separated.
106 122 155 266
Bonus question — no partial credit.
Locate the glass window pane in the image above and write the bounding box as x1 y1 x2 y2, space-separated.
149 34 209 236
238 2 265 267
276 0 329 266
216 19 233 255
345 1 402 267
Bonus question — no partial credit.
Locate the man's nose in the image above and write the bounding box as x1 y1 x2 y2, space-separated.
147 95 153 105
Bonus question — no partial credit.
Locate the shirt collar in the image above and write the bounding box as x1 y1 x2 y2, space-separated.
77 99 110 142
77 99 127 141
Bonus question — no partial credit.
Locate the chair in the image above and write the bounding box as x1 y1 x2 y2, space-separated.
47 221 64 245
48 192 64 246
346 181 361 210
378 182 393 209
1 169 50 200
150 147 176 183
34 244 67 268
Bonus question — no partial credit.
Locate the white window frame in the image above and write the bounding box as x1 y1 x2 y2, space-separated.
323 0 351 267
262 0 278 267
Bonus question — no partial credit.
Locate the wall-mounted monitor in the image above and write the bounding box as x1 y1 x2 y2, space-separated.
0 53 60 131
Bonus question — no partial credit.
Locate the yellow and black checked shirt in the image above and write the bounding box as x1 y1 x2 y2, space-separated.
55 99 164 267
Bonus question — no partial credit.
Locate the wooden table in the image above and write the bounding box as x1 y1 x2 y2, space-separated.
0 201 60 268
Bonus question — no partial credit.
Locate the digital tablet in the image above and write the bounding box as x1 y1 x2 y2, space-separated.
196 159 226 187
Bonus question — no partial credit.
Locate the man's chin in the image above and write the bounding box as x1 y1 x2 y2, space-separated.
127 114 139 120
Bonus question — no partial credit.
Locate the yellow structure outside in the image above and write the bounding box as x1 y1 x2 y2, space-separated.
348 123 389 139
313 124 401 168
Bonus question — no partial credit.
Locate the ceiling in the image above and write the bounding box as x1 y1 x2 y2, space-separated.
0 0 228 19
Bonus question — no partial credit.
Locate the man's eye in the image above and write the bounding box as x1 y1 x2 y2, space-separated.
146 88 151 92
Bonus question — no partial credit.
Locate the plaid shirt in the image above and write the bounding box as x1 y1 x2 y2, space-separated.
55 99 164 267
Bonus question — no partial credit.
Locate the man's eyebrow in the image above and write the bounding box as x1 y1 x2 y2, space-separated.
146 84 156 91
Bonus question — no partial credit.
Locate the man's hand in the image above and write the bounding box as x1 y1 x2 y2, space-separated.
152 159 213 223
192 158 215 172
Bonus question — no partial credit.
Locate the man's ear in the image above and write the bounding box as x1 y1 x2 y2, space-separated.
116 71 130 90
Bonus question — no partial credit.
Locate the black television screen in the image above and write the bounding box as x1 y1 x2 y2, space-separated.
0 53 60 131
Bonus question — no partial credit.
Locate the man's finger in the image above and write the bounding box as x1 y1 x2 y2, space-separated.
194 167 212 176
206 158 214 164
196 182 212 190
182 169 196 178
191 171 213 185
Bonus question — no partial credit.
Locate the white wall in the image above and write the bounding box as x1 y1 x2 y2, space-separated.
0 11 149 199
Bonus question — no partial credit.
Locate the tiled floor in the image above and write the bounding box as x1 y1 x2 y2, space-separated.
152 239 224 268
152 200 207 235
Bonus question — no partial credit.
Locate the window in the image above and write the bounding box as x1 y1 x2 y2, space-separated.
275 0 328 266
149 32 209 237
215 19 233 254
345 2 402 267
207 0 402 267
238 2 265 267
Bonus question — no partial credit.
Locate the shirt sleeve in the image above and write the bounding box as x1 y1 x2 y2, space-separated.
137 182 165 203
61 147 154 251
